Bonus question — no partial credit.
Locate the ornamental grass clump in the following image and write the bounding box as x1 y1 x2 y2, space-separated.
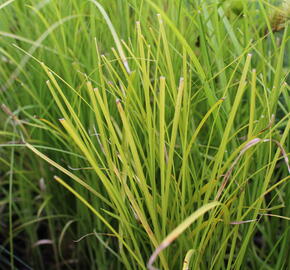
0 0 289 269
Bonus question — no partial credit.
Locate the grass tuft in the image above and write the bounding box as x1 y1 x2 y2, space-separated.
0 0 289 269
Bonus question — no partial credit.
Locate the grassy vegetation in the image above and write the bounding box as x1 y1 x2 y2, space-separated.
0 0 289 269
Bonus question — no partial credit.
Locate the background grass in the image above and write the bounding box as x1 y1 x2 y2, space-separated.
0 0 289 269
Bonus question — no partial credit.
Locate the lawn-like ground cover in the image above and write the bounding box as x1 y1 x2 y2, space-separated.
0 0 289 269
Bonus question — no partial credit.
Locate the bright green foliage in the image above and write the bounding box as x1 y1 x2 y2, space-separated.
0 0 289 269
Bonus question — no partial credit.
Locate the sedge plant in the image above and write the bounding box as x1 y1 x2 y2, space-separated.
0 0 289 269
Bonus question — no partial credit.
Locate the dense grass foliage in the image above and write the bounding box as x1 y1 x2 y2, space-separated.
0 0 289 269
